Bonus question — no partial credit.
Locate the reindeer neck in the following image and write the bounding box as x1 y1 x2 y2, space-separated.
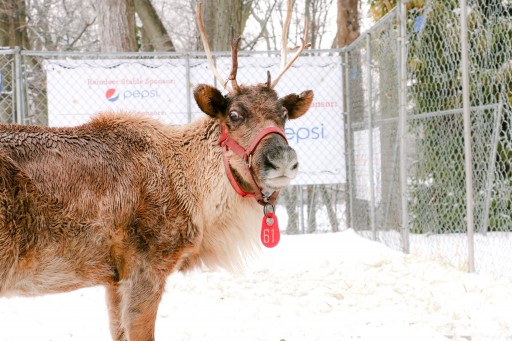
172 118 259 212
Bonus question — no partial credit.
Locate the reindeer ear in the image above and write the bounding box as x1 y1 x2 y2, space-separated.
281 90 314 120
193 84 228 118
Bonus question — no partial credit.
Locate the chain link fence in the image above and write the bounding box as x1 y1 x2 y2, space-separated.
0 48 16 124
345 1 512 279
345 9 402 250
1 0 511 279
405 0 512 278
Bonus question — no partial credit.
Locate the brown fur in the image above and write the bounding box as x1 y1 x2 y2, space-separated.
0 84 313 341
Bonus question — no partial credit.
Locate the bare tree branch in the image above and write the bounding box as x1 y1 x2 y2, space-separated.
66 18 96 51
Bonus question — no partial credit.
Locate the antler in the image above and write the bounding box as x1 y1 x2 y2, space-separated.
196 3 225 89
279 0 293 70
226 36 241 92
270 0 311 89
196 2 240 93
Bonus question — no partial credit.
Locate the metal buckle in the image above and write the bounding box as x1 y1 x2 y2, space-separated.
263 202 274 216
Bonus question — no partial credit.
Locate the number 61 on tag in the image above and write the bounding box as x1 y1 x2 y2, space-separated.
260 212 280 248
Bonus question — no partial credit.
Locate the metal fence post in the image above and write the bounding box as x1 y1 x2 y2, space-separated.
366 34 377 241
299 185 305 234
185 53 192 123
398 0 410 253
14 47 24 124
344 51 355 231
481 102 502 234
459 0 475 273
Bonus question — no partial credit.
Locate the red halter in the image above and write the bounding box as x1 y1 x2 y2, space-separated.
218 124 288 206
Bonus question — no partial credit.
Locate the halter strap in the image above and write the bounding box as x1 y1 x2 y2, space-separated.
218 125 288 205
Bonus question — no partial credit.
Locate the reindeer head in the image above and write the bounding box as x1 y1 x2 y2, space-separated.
193 2 314 205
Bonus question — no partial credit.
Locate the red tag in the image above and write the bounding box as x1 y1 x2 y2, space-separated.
261 212 280 248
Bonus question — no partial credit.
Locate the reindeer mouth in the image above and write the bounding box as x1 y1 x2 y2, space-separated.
258 145 299 191
263 175 293 190
260 144 299 187
261 160 299 190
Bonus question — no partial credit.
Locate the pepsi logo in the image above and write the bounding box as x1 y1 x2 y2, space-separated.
104 88 160 102
105 88 119 102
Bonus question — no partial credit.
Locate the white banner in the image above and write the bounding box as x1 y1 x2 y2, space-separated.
46 56 345 185
46 59 203 126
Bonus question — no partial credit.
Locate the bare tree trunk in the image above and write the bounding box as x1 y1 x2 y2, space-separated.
0 0 30 48
200 0 250 51
336 0 359 47
134 0 175 52
97 0 137 52
0 6 7 46
0 0 30 124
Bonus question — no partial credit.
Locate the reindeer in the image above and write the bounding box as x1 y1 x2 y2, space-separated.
0 2 313 340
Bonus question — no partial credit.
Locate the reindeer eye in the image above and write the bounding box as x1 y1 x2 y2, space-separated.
229 111 242 121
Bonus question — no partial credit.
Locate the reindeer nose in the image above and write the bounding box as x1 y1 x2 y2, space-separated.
286 147 299 173
288 147 299 171
264 145 299 175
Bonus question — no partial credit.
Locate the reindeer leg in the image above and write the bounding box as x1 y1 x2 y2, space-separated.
119 269 165 341
106 283 127 341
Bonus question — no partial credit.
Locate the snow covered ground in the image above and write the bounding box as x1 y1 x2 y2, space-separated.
358 229 512 280
1 229 511 340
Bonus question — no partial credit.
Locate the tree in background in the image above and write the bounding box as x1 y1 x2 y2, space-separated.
336 0 359 47
306 0 336 49
368 0 424 21
135 0 175 51
198 0 251 51
28 0 97 51
0 0 175 52
0 0 30 124
1 0 341 52
0 0 30 48
97 0 137 52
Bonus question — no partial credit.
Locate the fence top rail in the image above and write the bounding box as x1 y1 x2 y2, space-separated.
18 48 346 59
0 47 19 55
